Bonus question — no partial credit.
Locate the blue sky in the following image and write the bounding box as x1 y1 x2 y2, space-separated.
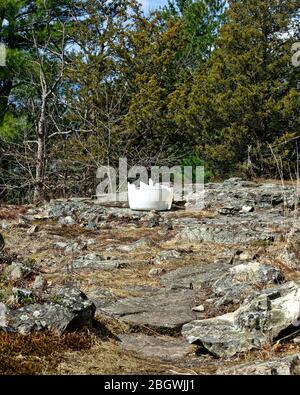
141 0 169 13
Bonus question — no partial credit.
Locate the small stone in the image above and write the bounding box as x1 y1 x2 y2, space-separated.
192 305 205 312
145 218 159 228
54 242 68 250
1 221 10 230
240 205 255 213
238 252 255 261
155 250 181 264
86 239 96 246
32 275 47 290
218 207 238 215
27 225 39 234
149 268 166 276
59 216 76 226
162 221 173 231
18 218 27 226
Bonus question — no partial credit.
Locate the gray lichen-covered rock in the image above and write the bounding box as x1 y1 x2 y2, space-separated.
178 223 275 244
69 254 126 270
3 262 35 281
155 249 182 264
0 303 9 330
227 261 283 284
118 237 156 252
8 286 95 334
182 282 300 357
185 179 296 211
59 215 76 226
212 261 284 305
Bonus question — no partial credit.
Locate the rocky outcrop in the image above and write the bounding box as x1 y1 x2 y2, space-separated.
212 261 284 305
178 221 276 244
185 178 296 210
182 282 300 357
3 178 300 374
7 286 95 334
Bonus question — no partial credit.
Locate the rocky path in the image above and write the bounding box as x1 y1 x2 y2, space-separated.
2 178 300 374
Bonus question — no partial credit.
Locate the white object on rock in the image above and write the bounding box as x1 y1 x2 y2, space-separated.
128 179 173 211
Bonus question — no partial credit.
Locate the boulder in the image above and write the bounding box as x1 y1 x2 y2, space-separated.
182 282 300 357
212 261 284 305
8 286 95 334
149 268 165 276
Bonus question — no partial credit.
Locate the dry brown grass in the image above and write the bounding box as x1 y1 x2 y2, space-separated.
0 331 93 375
0 205 30 220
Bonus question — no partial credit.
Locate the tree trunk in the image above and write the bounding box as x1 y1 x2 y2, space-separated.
33 97 46 203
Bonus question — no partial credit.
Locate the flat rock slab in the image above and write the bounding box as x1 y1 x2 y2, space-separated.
217 354 300 375
100 288 200 329
160 262 231 290
119 334 196 361
68 254 127 271
186 179 296 210
178 223 276 245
